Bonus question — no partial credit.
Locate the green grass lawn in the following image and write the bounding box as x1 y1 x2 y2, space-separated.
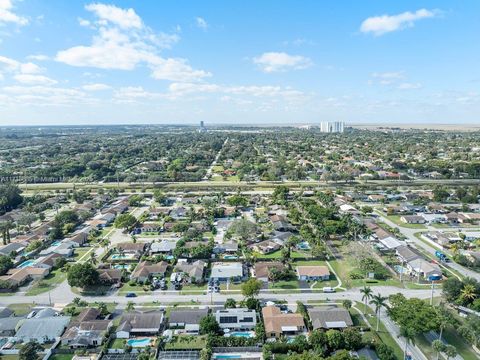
442 325 479 360
49 355 73 360
253 249 309 259
110 338 125 349
118 282 152 294
73 246 93 261
165 335 207 350
269 279 300 290
212 165 224 172
8 303 34 316
26 268 67 295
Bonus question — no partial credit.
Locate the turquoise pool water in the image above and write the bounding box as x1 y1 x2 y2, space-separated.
51 241 61 246
214 356 242 359
17 260 36 268
229 331 254 338
297 241 311 250
165 255 174 260
224 255 238 260
111 254 130 259
113 264 130 269
126 338 152 347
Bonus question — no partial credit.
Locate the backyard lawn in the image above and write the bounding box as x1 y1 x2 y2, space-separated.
26 268 67 296
165 335 207 350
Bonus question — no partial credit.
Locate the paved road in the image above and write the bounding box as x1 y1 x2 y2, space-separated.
374 212 480 281
0 283 432 307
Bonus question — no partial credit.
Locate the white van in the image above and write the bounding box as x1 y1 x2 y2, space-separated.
322 287 335 293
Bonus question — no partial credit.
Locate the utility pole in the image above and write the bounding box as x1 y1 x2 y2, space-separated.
430 280 435 305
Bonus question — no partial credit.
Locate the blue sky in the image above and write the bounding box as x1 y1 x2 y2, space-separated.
0 0 479 125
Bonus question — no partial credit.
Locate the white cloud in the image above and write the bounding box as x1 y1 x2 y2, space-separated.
78 17 91 27
2 85 91 106
27 54 50 61
253 52 312 73
56 3 207 82
150 58 211 82
371 71 404 85
82 83 111 91
196 17 208 30
0 0 28 26
398 82 422 90
0 55 19 71
85 3 142 29
20 62 42 74
360 9 437 36
14 74 57 85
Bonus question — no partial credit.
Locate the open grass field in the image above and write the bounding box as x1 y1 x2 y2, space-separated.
26 268 67 296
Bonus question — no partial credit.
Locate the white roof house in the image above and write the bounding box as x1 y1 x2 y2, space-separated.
210 262 243 281
15 316 71 344
378 236 402 250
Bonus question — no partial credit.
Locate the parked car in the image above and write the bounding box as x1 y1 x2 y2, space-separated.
126 292 137 298
322 287 335 293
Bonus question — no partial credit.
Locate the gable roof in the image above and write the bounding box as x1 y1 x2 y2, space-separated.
168 309 209 325
262 306 305 334
118 311 163 332
296 265 330 277
308 307 353 329
254 261 283 278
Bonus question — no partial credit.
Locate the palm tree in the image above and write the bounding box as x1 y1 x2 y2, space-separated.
436 304 455 342
450 242 462 255
460 284 477 303
432 339 445 360
126 301 135 311
89 251 97 265
400 326 416 360
370 293 388 331
360 286 373 314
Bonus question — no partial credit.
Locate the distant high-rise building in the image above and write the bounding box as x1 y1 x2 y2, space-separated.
199 121 207 132
320 121 344 133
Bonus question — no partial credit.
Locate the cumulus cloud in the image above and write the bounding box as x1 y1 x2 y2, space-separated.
253 52 312 73
360 9 437 36
371 71 404 85
13 74 57 85
56 3 208 83
196 17 208 30
82 83 111 91
85 3 142 29
398 82 422 90
0 0 28 26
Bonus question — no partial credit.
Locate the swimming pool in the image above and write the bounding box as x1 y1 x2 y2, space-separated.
297 241 311 250
17 260 36 269
113 264 130 269
126 338 152 347
214 356 242 359
51 241 61 246
227 331 255 338
165 255 174 260
224 255 238 260
111 254 134 260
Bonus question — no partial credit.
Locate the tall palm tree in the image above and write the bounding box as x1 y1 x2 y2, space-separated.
360 286 373 314
126 301 135 311
400 326 417 360
436 304 455 342
89 251 97 265
460 284 477 303
370 293 388 331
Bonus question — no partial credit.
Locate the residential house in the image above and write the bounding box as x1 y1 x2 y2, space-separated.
168 308 209 334
400 215 426 224
0 316 24 336
250 239 281 254
213 241 239 254
150 239 178 255
0 267 49 287
210 262 244 282
214 308 257 330
115 242 147 257
170 207 187 220
116 311 164 339
308 307 353 330
296 266 330 281
396 246 422 263
0 242 26 257
254 261 283 283
262 306 306 339
98 268 122 285
61 308 112 348
15 314 71 343
175 259 206 284
131 261 168 283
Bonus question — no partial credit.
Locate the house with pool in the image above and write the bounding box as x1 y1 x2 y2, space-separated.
210 262 244 283
214 308 257 331
116 310 164 339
